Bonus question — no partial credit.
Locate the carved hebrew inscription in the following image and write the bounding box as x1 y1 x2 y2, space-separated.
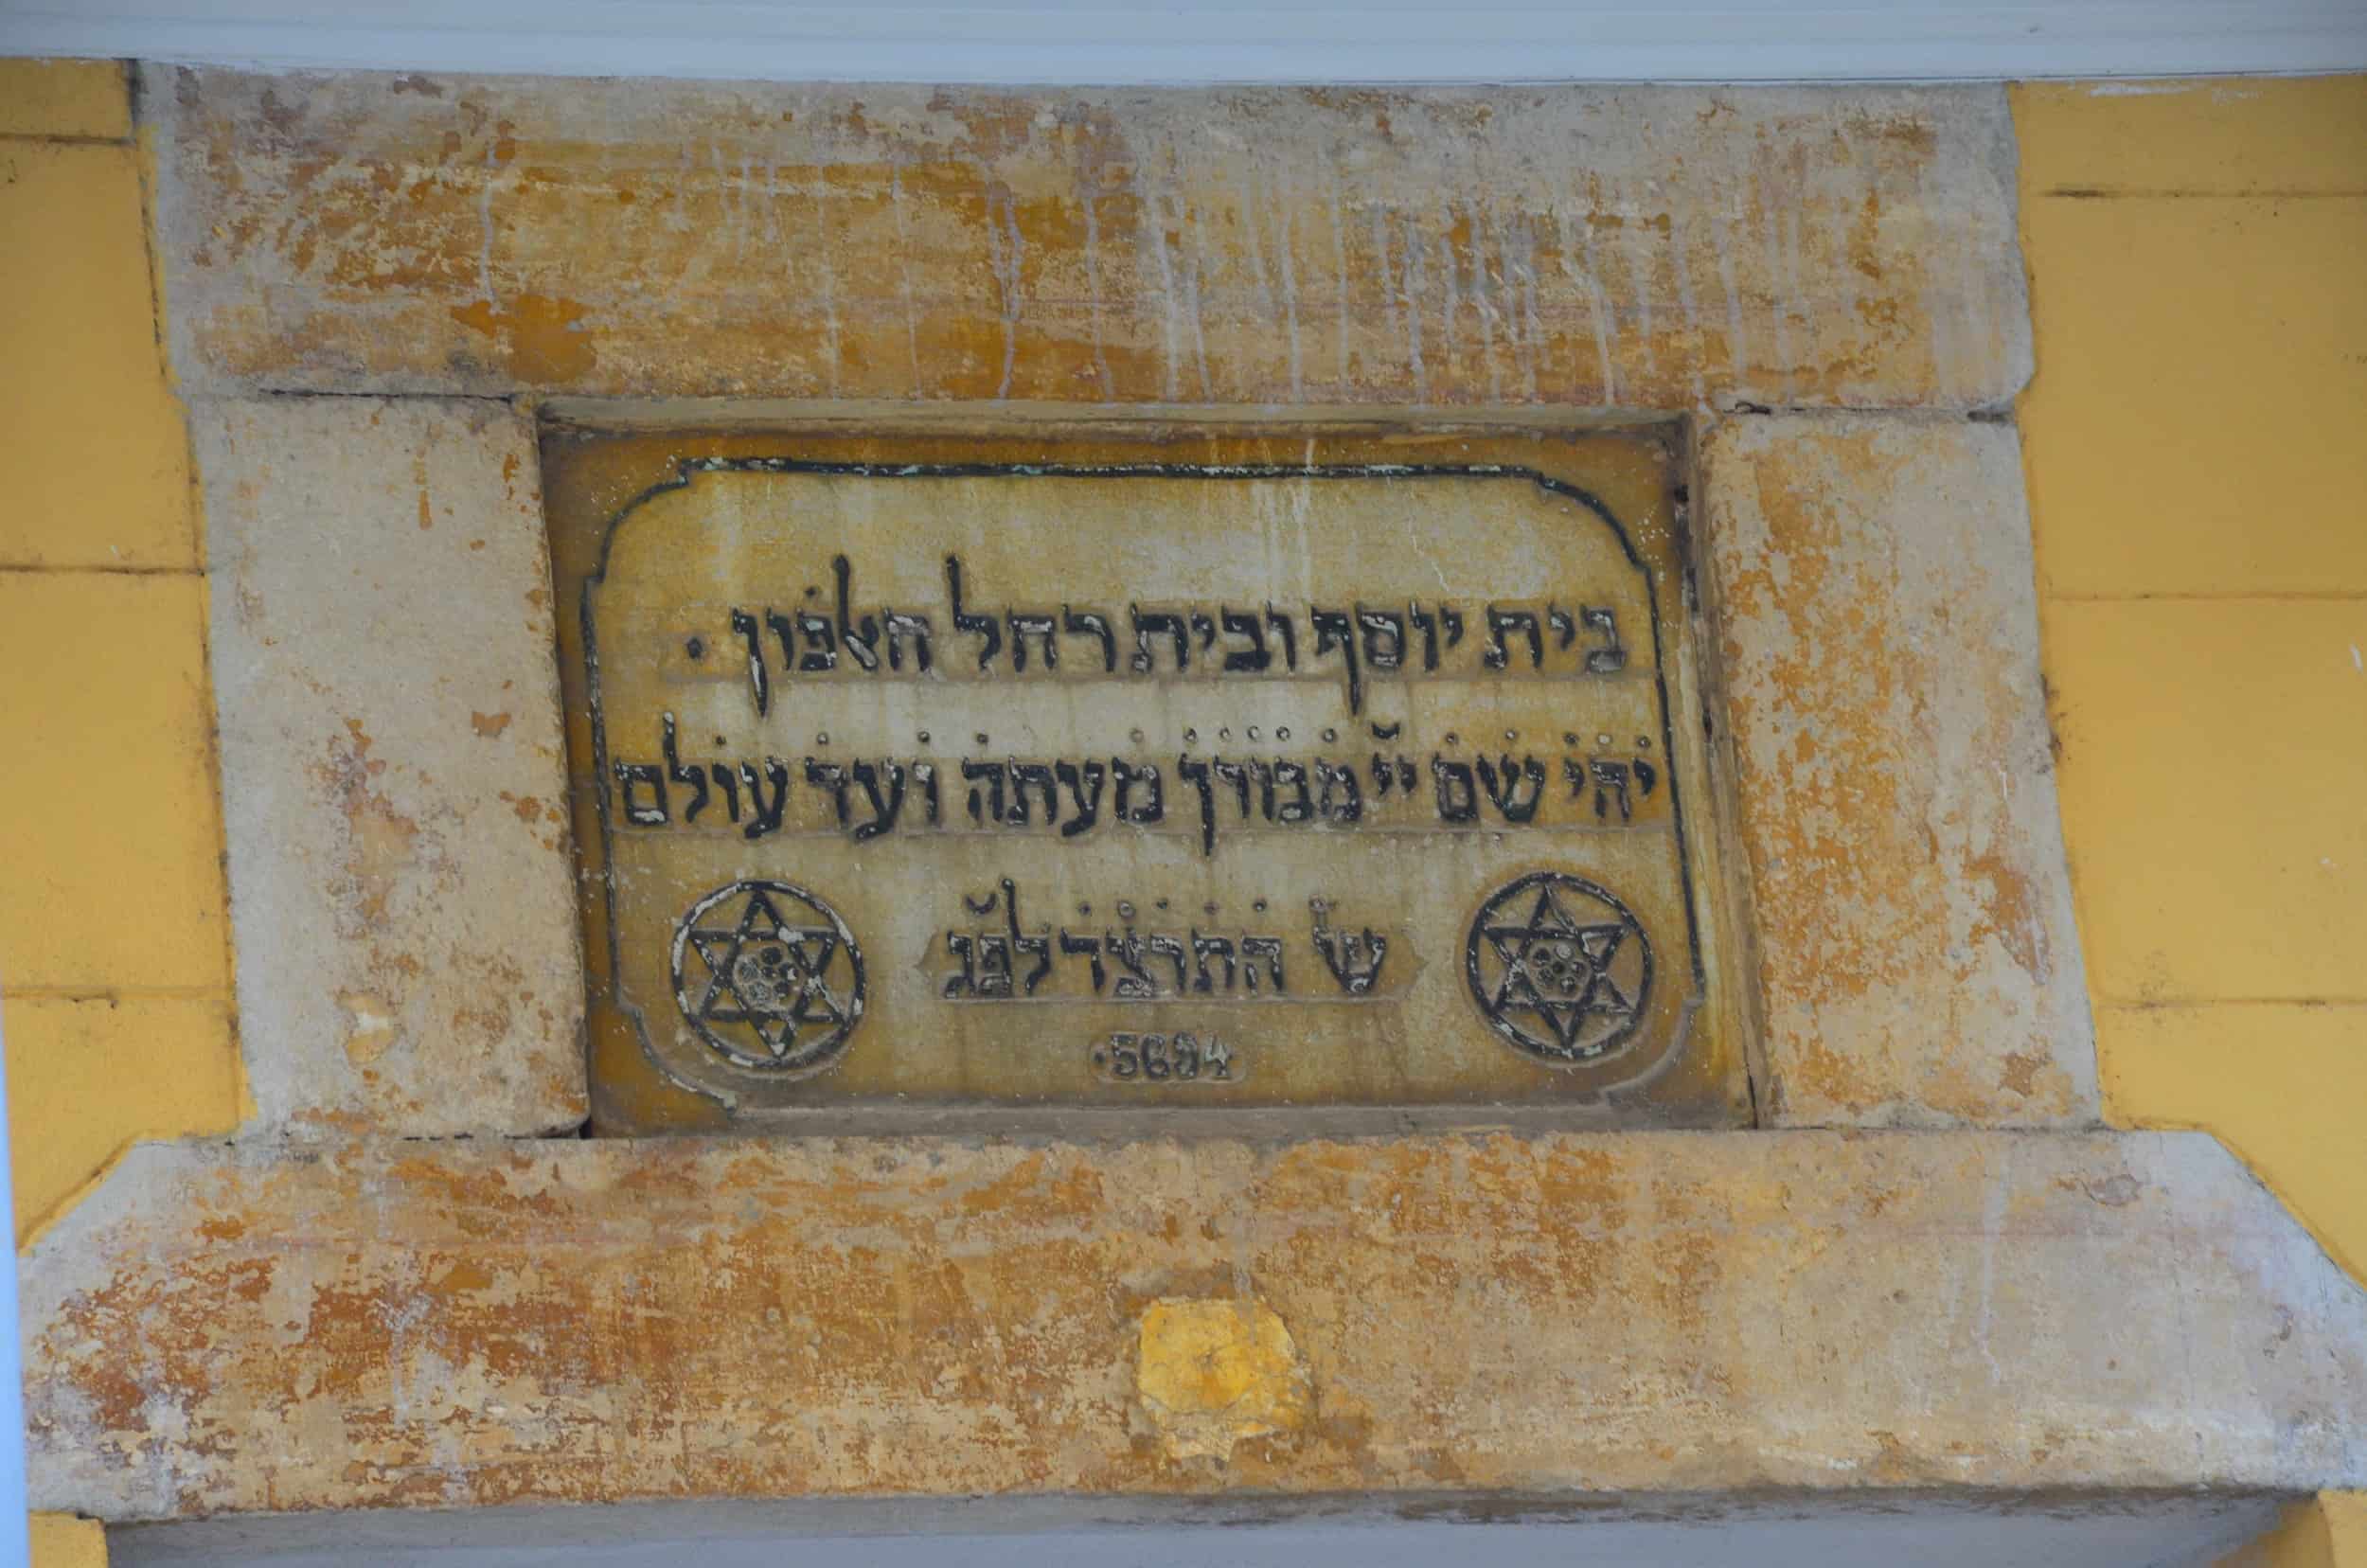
548 428 1738 1123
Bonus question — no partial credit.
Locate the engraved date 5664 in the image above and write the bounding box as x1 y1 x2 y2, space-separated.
1092 1032 1237 1084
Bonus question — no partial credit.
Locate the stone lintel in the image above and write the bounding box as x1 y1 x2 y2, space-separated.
145 69 2031 411
1700 414 2098 1127
196 395 587 1136
24 1130 2363 1520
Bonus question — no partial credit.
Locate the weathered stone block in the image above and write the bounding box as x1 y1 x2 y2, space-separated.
21 1131 2364 1520
197 396 586 1135
1700 415 2095 1127
146 69 2031 411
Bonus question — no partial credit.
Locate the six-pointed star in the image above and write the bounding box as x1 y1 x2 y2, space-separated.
1479 883 1640 1054
684 888 853 1060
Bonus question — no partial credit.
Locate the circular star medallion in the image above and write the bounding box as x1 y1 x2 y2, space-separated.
670 880 866 1074
1465 871 1652 1064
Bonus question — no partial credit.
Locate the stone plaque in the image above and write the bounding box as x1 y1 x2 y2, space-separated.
544 425 1746 1129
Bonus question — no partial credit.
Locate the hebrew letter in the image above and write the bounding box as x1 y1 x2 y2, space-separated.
1001 879 1052 994
1146 934 1190 996
1549 604 1576 650
1008 613 1059 672
1113 758 1164 824
662 713 710 822
1062 606 1115 672
961 759 1006 824
947 555 1002 669
1239 935 1287 993
1109 931 1155 999
1212 758 1255 821
764 609 798 686
1408 602 1441 671
1059 930 1108 993
832 555 881 671
1009 763 1059 828
1309 608 1362 715
615 762 667 827
883 610 934 672
942 933 980 998
1315 759 1363 823
1432 756 1479 823
804 758 851 826
1220 607 1270 672
851 759 905 842
1056 759 1106 838
1272 759 1313 825
974 932 1014 998
730 608 770 716
1130 607 1190 674
1312 916 1388 995
1358 607 1406 672
1191 933 1237 993
1587 757 1646 821
1478 753 1546 824
707 761 742 822
911 760 942 825
1176 756 1218 855
1485 607 1542 670
1581 606 1627 673
794 611 838 672
739 757 791 840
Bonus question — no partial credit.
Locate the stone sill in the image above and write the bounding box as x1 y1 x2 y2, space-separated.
26 1128 2366 1522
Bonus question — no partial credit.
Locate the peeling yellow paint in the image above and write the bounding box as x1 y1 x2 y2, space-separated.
1135 1296 1312 1460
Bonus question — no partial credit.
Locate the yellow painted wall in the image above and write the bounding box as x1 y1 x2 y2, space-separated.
2013 75 2367 1567
1 55 248 1568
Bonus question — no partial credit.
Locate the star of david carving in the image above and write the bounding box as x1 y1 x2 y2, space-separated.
671 881 865 1071
1465 872 1652 1063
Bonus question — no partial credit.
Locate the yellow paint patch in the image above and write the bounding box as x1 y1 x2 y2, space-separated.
0 60 131 140
28 1511 107 1568
1134 1296 1311 1460
2020 194 2367 597
0 575 230 990
2046 599 2367 1003
0 140 197 569
5 997 242 1244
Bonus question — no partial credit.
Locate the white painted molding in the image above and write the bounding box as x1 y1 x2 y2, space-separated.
2 0 2363 83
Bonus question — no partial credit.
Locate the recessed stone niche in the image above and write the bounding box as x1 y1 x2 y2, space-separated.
19 64 2363 1566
